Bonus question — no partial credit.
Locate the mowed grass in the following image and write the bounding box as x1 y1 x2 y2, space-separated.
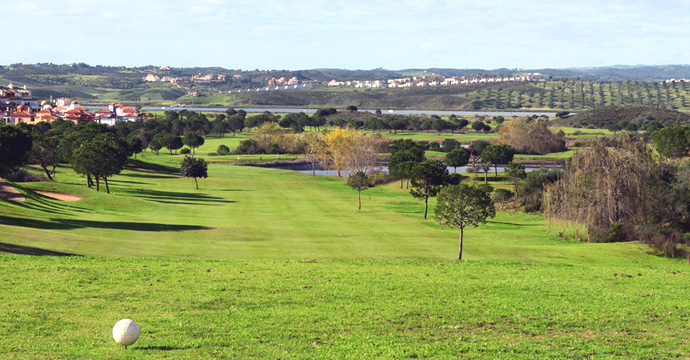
2 256 690 359
2 154 688 358
0 154 651 264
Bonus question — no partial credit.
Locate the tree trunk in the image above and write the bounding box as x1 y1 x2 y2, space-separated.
484 171 488 184
513 181 519 195
134 152 137 159
406 178 410 189
95 175 100 192
51 164 56 176
194 177 199 189
87 174 93 188
400 178 404 189
358 187 361 210
311 162 315 176
337 168 341 177
104 177 110 194
424 196 429 219
458 227 464 260
494 164 498 176
41 165 53 181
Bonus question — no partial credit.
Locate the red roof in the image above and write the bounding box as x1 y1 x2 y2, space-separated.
95 109 111 113
10 111 32 117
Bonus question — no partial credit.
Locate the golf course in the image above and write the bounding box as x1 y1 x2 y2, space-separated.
2 134 690 359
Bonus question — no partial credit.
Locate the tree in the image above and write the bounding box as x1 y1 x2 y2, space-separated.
0 125 33 175
497 118 566 155
481 144 515 176
128 135 145 159
162 135 183 155
180 156 208 189
71 133 129 193
346 105 358 112
227 115 245 136
445 148 469 173
347 171 369 210
505 162 527 194
410 160 449 219
434 184 496 260
471 121 486 132
149 135 163 155
182 133 205 156
441 139 460 152
389 141 425 188
651 125 690 158
29 133 59 181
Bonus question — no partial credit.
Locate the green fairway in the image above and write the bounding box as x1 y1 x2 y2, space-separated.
1 151 688 359
1 256 688 359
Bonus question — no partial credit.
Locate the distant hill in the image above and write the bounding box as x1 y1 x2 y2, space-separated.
554 105 690 129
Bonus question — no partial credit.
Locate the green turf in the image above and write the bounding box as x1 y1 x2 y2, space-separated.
1 150 688 358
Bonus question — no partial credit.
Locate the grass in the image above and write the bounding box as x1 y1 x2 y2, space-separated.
2 256 689 359
1 148 687 358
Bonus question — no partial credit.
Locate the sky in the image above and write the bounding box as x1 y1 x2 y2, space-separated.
4 0 690 70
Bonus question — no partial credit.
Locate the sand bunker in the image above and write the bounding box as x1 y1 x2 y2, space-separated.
0 180 25 202
36 191 83 202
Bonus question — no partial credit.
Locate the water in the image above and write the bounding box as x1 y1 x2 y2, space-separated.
88 106 557 117
266 163 562 177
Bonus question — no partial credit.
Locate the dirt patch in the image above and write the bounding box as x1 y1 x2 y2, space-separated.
35 191 83 202
0 180 25 202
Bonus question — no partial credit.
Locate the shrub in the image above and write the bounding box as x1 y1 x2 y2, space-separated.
217 144 230 155
180 148 191 155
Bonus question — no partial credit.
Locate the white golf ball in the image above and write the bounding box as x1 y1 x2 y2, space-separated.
112 319 140 347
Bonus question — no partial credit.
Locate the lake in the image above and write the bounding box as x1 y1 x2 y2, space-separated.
261 163 562 177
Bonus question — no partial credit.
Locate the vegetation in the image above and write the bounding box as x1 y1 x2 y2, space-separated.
434 184 496 260
555 105 690 129
180 156 208 189
498 118 566 155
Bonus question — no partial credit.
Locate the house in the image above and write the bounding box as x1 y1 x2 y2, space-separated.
287 77 299 85
7 110 33 125
143 74 160 82
0 82 39 117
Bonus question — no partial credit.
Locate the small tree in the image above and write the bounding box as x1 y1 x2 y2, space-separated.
180 156 208 189
347 171 369 210
410 160 449 219
505 162 527 194
434 184 496 260
217 144 230 155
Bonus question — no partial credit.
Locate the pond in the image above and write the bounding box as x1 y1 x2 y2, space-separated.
260 162 562 177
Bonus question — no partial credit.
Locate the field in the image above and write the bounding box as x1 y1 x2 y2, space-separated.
2 136 689 358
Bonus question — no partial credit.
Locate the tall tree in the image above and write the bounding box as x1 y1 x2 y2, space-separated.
481 144 514 176
410 160 449 219
71 133 129 193
347 171 369 211
445 148 470 173
29 133 59 181
434 184 496 260
0 125 33 175
182 133 205 156
180 156 208 189
505 162 527 194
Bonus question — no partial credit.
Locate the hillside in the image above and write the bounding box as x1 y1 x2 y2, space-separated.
554 105 690 129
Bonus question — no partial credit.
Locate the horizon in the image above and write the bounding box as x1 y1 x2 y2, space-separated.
5 1 689 70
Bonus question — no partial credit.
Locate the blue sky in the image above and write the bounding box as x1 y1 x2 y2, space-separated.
4 0 689 70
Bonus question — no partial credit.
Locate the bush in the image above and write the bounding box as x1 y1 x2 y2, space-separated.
4 169 47 182
217 144 230 155
367 171 395 187
265 143 281 154
180 148 191 155
236 139 261 154
427 142 441 151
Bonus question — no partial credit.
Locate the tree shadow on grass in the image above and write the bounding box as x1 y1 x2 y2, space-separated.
0 215 213 232
132 189 237 204
0 242 81 256
486 221 542 227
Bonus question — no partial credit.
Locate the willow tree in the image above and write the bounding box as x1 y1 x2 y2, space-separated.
498 118 566 155
544 135 660 242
